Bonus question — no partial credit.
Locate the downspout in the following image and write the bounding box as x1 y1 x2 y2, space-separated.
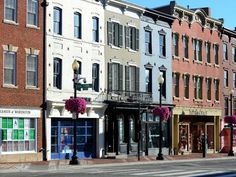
41 0 49 161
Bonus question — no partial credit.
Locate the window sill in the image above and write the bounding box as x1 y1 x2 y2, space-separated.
173 96 180 101
206 99 212 103
172 55 180 60
26 24 40 30
183 57 189 62
3 84 18 89
3 19 19 26
205 62 212 67
128 48 137 53
110 45 121 50
159 55 166 59
25 86 40 90
214 100 220 104
193 99 203 103
183 97 190 101
193 60 203 65
213 64 219 68
145 52 152 56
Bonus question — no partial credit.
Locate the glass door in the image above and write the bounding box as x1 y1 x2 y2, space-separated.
205 123 214 152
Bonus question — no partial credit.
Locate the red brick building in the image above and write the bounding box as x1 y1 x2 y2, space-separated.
0 0 44 162
221 27 236 153
156 1 223 154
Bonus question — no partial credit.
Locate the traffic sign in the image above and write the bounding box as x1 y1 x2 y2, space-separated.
76 83 92 91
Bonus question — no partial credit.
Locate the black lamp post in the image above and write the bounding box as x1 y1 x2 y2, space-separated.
228 89 234 156
156 72 164 160
70 60 80 165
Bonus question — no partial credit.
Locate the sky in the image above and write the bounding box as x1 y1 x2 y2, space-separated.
125 0 236 30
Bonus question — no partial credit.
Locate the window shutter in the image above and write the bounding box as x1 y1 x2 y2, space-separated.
119 64 123 91
125 66 130 91
135 67 139 92
107 22 112 45
135 28 139 51
118 24 123 47
108 63 112 92
125 26 130 48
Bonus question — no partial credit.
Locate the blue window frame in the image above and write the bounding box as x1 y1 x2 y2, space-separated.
51 119 96 159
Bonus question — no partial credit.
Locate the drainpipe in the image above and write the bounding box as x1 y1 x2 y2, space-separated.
41 0 49 161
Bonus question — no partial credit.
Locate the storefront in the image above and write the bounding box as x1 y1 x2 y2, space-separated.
0 107 41 162
172 106 221 155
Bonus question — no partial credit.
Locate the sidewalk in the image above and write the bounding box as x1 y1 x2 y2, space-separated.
0 153 234 170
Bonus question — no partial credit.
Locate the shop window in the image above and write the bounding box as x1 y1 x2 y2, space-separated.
1 118 36 152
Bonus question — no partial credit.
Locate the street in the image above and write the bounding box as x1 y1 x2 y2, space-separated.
0 158 236 177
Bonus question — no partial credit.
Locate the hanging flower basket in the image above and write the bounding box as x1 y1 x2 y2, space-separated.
153 106 170 121
224 115 236 124
65 97 86 114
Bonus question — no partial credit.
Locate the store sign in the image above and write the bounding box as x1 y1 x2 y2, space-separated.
188 109 207 116
0 108 40 118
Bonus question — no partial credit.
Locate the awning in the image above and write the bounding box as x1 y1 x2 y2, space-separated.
224 116 236 124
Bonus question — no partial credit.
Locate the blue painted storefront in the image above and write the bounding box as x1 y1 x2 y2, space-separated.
51 118 96 160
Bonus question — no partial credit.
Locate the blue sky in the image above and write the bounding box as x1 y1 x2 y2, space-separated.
125 0 235 30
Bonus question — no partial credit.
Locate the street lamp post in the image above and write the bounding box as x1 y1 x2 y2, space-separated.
228 89 234 156
156 72 164 160
70 60 80 165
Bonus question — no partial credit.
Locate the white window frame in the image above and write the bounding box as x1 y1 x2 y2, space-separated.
27 0 38 27
26 54 38 88
4 0 17 22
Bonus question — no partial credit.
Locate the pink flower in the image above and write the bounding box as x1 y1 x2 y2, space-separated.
153 107 170 121
65 97 86 114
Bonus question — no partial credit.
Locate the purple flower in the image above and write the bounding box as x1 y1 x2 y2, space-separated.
65 98 87 114
153 106 170 121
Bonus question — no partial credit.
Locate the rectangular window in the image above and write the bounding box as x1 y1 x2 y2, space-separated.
4 0 17 22
125 66 139 92
173 33 178 56
173 73 179 97
194 76 203 99
107 22 123 47
234 72 236 88
214 44 219 65
193 39 202 61
183 36 189 58
232 46 236 62
224 97 229 116
53 7 62 35
184 74 189 99
159 34 166 57
145 31 152 54
224 70 228 87
223 43 228 60
26 54 38 87
27 0 38 26
74 12 81 39
206 78 211 100
92 17 99 42
206 42 211 63
125 26 139 51
145 68 152 93
2 118 36 152
215 79 219 101
92 63 99 92
160 71 166 98
53 58 62 89
233 97 236 115
108 63 123 92
4 51 16 86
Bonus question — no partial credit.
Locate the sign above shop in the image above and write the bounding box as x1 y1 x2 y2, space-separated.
0 108 40 118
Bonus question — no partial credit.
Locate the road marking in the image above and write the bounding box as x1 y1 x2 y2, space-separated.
185 171 231 177
132 169 183 176
86 168 140 174
152 170 208 176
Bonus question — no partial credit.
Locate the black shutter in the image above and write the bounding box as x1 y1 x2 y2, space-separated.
125 66 130 91
135 67 139 92
125 26 130 48
107 22 112 45
118 24 123 47
135 28 139 51
119 64 123 91
108 63 112 92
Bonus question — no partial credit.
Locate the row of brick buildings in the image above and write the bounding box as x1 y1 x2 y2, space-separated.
0 0 235 162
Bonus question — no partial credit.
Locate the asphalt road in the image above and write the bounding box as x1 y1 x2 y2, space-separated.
1 158 236 177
